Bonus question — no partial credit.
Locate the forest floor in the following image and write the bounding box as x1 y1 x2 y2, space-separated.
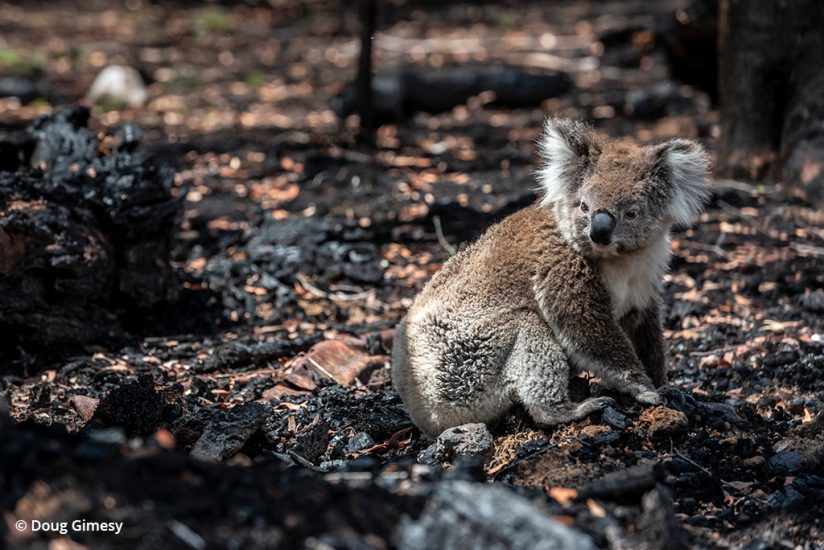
1 0 823 549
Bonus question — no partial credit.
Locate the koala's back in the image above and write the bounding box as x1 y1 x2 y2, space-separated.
392 205 569 434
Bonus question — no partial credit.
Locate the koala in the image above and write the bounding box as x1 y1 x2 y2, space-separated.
392 118 711 437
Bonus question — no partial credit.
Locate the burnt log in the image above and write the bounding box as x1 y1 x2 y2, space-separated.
334 64 573 123
0 108 181 368
717 0 824 206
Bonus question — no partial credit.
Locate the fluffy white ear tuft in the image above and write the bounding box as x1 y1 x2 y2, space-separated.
537 118 598 207
657 139 712 227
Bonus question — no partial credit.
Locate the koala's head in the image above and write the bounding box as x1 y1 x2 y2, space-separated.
537 118 711 259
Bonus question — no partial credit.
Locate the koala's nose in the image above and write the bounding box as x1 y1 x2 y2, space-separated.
590 211 616 245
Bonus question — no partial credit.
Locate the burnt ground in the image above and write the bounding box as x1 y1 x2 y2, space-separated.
1 0 824 549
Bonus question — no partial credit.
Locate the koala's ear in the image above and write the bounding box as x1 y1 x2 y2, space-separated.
653 138 712 227
537 118 600 206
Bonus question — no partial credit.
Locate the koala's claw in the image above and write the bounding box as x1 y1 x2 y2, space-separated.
575 396 615 416
591 396 616 409
635 390 665 405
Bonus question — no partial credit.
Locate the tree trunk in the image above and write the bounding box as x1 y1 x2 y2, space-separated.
356 0 377 146
717 0 824 206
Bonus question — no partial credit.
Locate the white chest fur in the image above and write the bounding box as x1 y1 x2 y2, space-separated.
598 234 671 318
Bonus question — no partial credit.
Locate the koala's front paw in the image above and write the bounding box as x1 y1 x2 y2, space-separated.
635 390 665 405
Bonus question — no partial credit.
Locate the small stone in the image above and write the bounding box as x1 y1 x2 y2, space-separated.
766 451 805 476
767 486 805 510
319 459 348 471
345 432 375 454
800 290 824 313
697 402 745 426
601 406 631 430
190 402 269 462
638 406 689 438
86 65 148 108
434 423 494 463
417 443 440 466
757 395 777 409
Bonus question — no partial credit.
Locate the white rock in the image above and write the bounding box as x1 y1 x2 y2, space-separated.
87 65 148 108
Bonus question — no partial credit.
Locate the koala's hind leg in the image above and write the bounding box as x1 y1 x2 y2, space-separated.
504 312 614 427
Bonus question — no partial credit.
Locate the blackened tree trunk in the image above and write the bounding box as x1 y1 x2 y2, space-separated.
717 0 824 206
356 0 377 146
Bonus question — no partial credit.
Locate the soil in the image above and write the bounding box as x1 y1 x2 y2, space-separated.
1 1 823 549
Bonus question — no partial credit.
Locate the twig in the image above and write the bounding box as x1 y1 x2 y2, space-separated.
296 272 374 302
789 243 824 258
433 215 457 257
677 238 730 259
305 355 338 383
287 450 323 472
689 345 741 357
712 178 776 197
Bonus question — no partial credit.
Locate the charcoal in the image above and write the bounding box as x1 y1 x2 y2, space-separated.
333 64 573 122
345 432 376 454
766 451 805 476
190 402 269 462
0 108 181 366
636 485 689 550
696 401 745 426
601 406 631 430
395 481 596 550
578 463 662 502
90 374 184 436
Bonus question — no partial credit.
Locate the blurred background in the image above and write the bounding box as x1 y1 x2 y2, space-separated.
0 0 718 219
0 0 744 348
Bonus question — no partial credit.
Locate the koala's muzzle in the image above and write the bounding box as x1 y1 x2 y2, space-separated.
590 211 616 245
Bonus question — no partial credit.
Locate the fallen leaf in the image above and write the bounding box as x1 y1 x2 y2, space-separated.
69 395 99 421
352 427 413 456
587 499 606 518
547 487 578 507
155 429 176 449
291 339 381 386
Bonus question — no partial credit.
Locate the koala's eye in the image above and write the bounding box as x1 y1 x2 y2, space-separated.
579 200 589 213
625 208 639 220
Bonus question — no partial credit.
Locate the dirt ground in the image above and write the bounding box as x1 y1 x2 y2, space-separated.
1 0 823 549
